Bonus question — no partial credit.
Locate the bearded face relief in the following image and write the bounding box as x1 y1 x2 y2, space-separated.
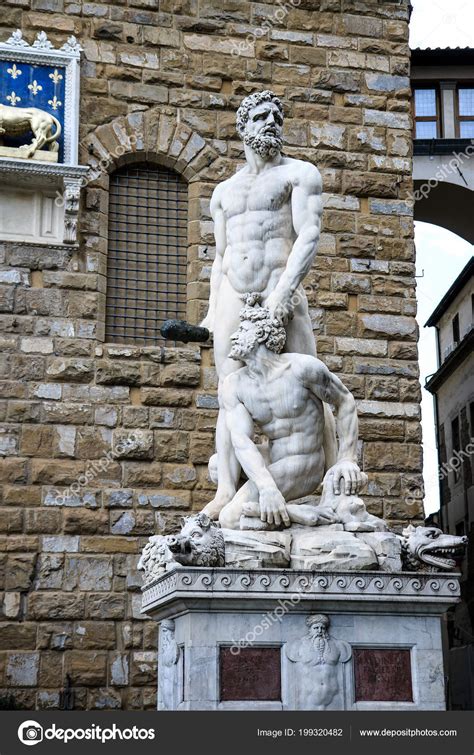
308 615 329 642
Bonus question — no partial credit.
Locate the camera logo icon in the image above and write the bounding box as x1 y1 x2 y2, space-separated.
18 720 44 746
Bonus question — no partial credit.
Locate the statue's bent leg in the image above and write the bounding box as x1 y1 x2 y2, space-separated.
219 479 258 530
202 395 241 520
283 288 316 357
220 454 322 530
202 279 244 518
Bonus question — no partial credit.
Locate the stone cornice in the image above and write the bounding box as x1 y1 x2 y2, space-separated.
0 158 89 182
142 567 461 615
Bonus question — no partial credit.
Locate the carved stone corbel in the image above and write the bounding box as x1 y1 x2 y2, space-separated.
63 176 83 243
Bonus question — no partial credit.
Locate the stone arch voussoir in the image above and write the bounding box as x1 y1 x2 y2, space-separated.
84 106 223 184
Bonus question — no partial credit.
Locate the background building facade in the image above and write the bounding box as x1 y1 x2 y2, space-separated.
425 258 474 709
412 46 474 244
0 0 420 710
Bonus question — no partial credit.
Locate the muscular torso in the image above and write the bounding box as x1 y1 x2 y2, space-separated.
287 637 343 709
219 159 297 295
236 358 325 470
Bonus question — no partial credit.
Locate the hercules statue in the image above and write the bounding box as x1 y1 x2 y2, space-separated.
200 90 337 520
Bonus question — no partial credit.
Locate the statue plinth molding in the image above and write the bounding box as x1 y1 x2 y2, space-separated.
142 566 461 615
142 567 460 711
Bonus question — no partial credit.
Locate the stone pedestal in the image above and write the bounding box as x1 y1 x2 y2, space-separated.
142 567 461 711
0 146 58 162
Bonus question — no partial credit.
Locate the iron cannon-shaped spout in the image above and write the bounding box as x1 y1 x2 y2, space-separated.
160 319 210 344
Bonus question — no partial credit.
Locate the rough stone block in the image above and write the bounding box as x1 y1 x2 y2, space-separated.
141 388 193 407
63 557 113 592
66 651 107 686
46 358 94 382
131 651 158 685
358 314 417 341
96 361 141 385
6 554 36 591
364 442 423 472
73 621 116 649
6 652 40 686
88 593 126 620
0 623 37 650
137 490 191 509
160 362 201 387
110 653 129 686
113 429 154 460
35 554 64 590
291 527 378 571
223 530 291 569
20 337 53 354
42 535 80 553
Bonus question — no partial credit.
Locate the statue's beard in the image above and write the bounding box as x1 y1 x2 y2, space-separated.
244 130 283 158
229 338 256 361
309 629 327 642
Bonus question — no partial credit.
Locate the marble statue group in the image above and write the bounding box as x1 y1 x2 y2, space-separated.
139 90 467 581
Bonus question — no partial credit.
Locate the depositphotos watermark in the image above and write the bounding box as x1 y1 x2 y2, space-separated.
18 720 156 746
231 0 302 57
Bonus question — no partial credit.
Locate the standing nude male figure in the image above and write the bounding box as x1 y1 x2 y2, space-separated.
201 90 336 519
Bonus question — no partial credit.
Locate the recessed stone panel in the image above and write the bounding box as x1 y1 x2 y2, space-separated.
354 647 413 702
219 647 281 701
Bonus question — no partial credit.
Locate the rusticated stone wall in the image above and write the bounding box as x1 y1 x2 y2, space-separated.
0 0 422 710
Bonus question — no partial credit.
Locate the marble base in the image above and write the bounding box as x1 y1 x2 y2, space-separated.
142 568 461 711
0 145 58 162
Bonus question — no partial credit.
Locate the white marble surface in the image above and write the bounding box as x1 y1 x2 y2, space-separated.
144 568 458 711
200 91 338 521
143 567 460 711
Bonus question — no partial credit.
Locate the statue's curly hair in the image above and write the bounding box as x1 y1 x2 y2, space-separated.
236 90 284 137
239 293 287 354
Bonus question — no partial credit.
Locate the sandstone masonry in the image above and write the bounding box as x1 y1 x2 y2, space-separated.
0 0 421 710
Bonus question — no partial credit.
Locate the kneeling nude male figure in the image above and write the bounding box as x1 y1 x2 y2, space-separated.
218 295 364 531
201 89 336 520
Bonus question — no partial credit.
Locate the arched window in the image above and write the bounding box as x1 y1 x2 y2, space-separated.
105 163 188 344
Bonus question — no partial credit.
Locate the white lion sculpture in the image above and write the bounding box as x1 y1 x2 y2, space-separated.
0 104 61 159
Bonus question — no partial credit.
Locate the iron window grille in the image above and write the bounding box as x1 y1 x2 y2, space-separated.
105 162 188 345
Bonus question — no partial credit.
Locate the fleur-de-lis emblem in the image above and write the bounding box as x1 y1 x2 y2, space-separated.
7 63 22 79
28 80 43 96
48 95 62 110
49 69 63 85
6 30 29 48
33 31 53 49
6 91 21 106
